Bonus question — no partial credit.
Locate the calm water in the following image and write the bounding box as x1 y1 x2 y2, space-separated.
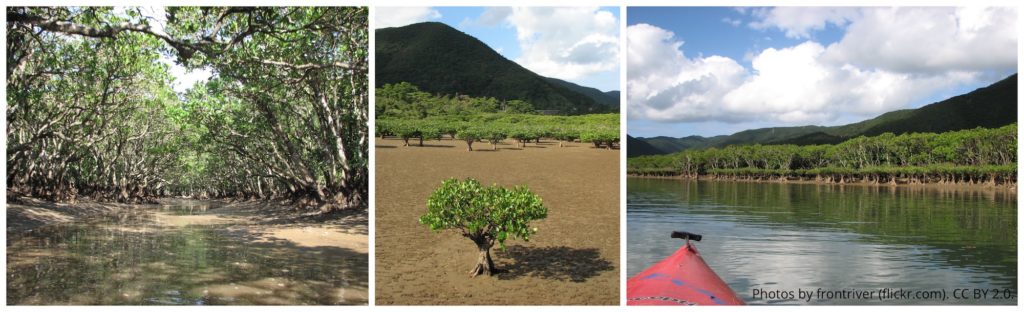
627 178 1017 305
7 200 367 305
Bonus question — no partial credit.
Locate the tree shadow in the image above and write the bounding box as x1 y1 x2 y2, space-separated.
205 201 369 236
494 246 614 283
7 219 369 305
374 145 397 148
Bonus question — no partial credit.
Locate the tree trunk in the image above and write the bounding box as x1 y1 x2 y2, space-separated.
469 244 496 277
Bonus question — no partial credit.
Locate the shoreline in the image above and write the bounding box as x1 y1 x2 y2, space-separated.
626 174 1018 192
6 196 144 234
7 195 370 305
6 195 369 238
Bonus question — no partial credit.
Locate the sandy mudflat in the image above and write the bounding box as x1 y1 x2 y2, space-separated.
375 137 620 305
7 197 369 305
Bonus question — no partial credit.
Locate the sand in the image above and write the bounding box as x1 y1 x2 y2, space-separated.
374 137 620 305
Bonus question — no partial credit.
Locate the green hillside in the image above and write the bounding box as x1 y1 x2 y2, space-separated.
626 135 665 157
376 22 612 115
632 73 1018 155
544 77 619 109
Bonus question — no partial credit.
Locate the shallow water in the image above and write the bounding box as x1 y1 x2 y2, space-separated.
627 178 1017 305
6 200 367 305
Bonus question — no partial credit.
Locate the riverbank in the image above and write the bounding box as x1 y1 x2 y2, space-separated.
626 174 1017 191
7 196 369 237
7 196 139 234
7 196 368 305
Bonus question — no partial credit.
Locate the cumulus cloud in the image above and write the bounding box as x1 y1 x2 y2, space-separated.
748 7 860 39
375 7 441 29
822 7 1018 73
627 24 745 122
495 7 619 81
629 7 1017 125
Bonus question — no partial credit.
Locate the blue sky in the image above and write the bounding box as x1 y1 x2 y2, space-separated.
627 7 1018 138
376 7 620 92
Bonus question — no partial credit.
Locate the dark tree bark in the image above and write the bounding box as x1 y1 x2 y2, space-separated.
467 235 496 277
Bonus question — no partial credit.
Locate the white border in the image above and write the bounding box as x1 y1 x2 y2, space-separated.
2 1 1022 311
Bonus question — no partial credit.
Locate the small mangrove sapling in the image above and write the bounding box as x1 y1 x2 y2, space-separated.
419 178 548 277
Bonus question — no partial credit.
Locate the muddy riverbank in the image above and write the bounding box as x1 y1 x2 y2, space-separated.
6 197 368 305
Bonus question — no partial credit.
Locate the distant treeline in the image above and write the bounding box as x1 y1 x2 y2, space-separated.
376 83 619 150
628 124 1017 186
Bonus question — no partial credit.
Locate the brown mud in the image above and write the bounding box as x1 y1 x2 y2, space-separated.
6 196 368 305
375 137 620 305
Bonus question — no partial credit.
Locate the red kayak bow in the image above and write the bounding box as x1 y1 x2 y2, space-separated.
627 231 745 305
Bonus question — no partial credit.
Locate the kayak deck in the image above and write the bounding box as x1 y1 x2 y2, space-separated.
627 241 744 305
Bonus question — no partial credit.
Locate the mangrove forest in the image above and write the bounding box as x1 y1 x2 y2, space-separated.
6 7 369 210
375 82 620 150
627 124 1017 186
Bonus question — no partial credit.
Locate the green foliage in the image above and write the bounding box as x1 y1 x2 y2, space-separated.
419 178 548 249
7 7 369 208
376 22 615 115
580 127 620 148
457 127 483 150
504 100 534 114
628 124 1017 184
375 83 619 151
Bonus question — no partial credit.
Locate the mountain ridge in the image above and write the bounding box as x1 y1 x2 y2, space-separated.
376 22 618 114
629 73 1018 157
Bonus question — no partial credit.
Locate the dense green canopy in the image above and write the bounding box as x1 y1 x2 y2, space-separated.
7 7 368 210
376 82 620 150
628 124 1017 185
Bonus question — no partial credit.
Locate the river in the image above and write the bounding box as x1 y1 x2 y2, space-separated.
627 178 1017 305
6 199 368 305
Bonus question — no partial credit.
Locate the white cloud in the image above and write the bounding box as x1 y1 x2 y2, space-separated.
748 7 860 39
473 7 512 27
627 24 746 122
721 42 973 123
629 7 1017 125
498 7 619 81
721 17 742 27
375 7 441 29
822 7 1018 74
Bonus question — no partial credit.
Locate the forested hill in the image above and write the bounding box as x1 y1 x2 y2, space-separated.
376 22 616 114
630 73 1018 156
626 136 662 157
543 77 620 108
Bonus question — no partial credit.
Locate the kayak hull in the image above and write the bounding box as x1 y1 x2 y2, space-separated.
627 242 744 305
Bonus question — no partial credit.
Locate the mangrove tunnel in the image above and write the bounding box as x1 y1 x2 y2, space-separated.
6 7 369 211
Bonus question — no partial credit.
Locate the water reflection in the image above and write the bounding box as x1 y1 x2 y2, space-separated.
7 201 367 305
627 178 1017 305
